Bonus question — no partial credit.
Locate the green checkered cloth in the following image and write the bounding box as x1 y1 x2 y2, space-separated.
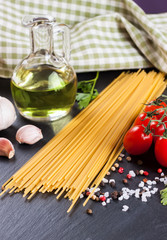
1 0 167 78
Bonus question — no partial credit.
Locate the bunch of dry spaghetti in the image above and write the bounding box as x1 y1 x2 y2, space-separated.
1 70 166 212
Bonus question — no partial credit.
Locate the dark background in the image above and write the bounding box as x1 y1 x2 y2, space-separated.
134 0 167 13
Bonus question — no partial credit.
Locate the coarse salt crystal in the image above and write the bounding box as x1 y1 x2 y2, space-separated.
141 195 147 202
103 178 108 183
138 181 144 188
80 194 84 199
152 181 156 185
155 177 159 180
135 192 140 199
161 172 165 177
106 198 111 204
143 187 149 191
129 170 136 177
160 178 165 182
122 187 128 192
148 186 152 189
135 188 140 193
147 180 152 185
104 192 109 198
102 201 107 206
118 195 124 201
129 190 135 196
135 188 140 198
109 179 115 183
125 189 130 194
89 188 94 193
123 194 130 200
90 187 100 193
143 191 151 198
94 188 100 193
153 188 158 193
122 205 129 212
135 194 140 199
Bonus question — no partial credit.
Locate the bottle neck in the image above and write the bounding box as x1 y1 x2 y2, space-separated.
30 24 53 54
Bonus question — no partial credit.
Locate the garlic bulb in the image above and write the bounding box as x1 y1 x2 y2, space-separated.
0 96 16 131
0 138 15 159
16 125 43 144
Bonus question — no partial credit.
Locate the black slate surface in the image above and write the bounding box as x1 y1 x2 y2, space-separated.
0 70 167 240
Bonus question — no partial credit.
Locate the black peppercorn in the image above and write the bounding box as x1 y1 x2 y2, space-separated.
135 170 140 176
111 191 118 200
122 178 128 184
118 156 122 162
95 191 101 197
100 181 105 187
137 160 143 165
110 181 116 188
126 156 132 162
83 190 91 197
155 178 160 183
118 191 123 197
95 196 100 202
86 209 93 215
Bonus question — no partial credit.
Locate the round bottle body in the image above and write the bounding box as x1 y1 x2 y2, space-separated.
11 61 77 121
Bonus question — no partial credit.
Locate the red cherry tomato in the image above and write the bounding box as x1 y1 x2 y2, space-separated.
123 125 153 155
134 113 157 127
155 137 167 167
162 115 167 122
144 101 167 119
155 108 166 119
144 100 166 112
150 122 167 142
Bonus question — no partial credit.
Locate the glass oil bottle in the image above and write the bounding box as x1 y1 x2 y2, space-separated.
11 15 77 121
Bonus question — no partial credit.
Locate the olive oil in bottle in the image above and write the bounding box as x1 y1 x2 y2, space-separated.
11 15 77 121
11 64 77 121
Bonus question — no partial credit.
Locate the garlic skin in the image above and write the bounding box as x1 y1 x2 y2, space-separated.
0 96 16 131
0 138 15 159
16 125 43 144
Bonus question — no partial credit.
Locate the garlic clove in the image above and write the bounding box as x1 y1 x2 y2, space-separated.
16 125 43 145
0 96 16 131
0 138 15 159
